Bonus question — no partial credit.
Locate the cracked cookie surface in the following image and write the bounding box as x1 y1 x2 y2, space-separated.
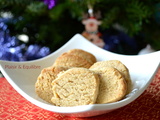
90 60 131 94
90 67 127 104
51 68 100 107
35 66 67 103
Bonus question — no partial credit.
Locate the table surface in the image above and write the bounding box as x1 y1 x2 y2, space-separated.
0 68 160 120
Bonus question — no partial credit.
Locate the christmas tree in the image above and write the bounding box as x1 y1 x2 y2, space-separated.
0 0 160 58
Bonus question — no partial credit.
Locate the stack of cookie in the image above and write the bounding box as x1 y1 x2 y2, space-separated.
35 49 131 107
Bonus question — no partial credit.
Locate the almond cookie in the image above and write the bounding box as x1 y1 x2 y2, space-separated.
68 49 97 65
90 60 131 94
90 67 127 104
35 66 67 103
53 52 92 68
51 68 100 107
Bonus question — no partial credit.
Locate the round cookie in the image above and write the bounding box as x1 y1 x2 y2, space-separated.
35 66 67 103
51 68 100 107
68 49 97 65
53 52 92 68
90 67 127 104
90 60 132 94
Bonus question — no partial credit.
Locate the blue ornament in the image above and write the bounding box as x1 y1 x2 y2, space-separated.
0 18 50 61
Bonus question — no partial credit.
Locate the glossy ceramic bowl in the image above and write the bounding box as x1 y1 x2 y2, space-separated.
0 34 160 117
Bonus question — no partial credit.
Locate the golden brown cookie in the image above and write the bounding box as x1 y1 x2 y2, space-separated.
51 68 100 107
35 66 67 103
53 52 92 68
90 60 132 94
68 49 97 65
90 67 127 104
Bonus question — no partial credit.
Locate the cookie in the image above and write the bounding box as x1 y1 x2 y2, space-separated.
68 49 96 65
90 60 131 94
90 67 127 104
35 66 67 103
51 68 100 107
53 52 92 68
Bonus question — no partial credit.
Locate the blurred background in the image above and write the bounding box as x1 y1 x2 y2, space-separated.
0 0 160 61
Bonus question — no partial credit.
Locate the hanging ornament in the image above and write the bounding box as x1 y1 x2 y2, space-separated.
81 5 105 48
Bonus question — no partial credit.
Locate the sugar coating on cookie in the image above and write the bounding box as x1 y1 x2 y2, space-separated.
68 49 97 65
51 68 100 107
53 49 97 69
53 52 92 68
35 66 67 103
90 60 131 94
90 67 127 104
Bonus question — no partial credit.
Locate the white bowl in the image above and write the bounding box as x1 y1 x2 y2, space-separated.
0 34 160 117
